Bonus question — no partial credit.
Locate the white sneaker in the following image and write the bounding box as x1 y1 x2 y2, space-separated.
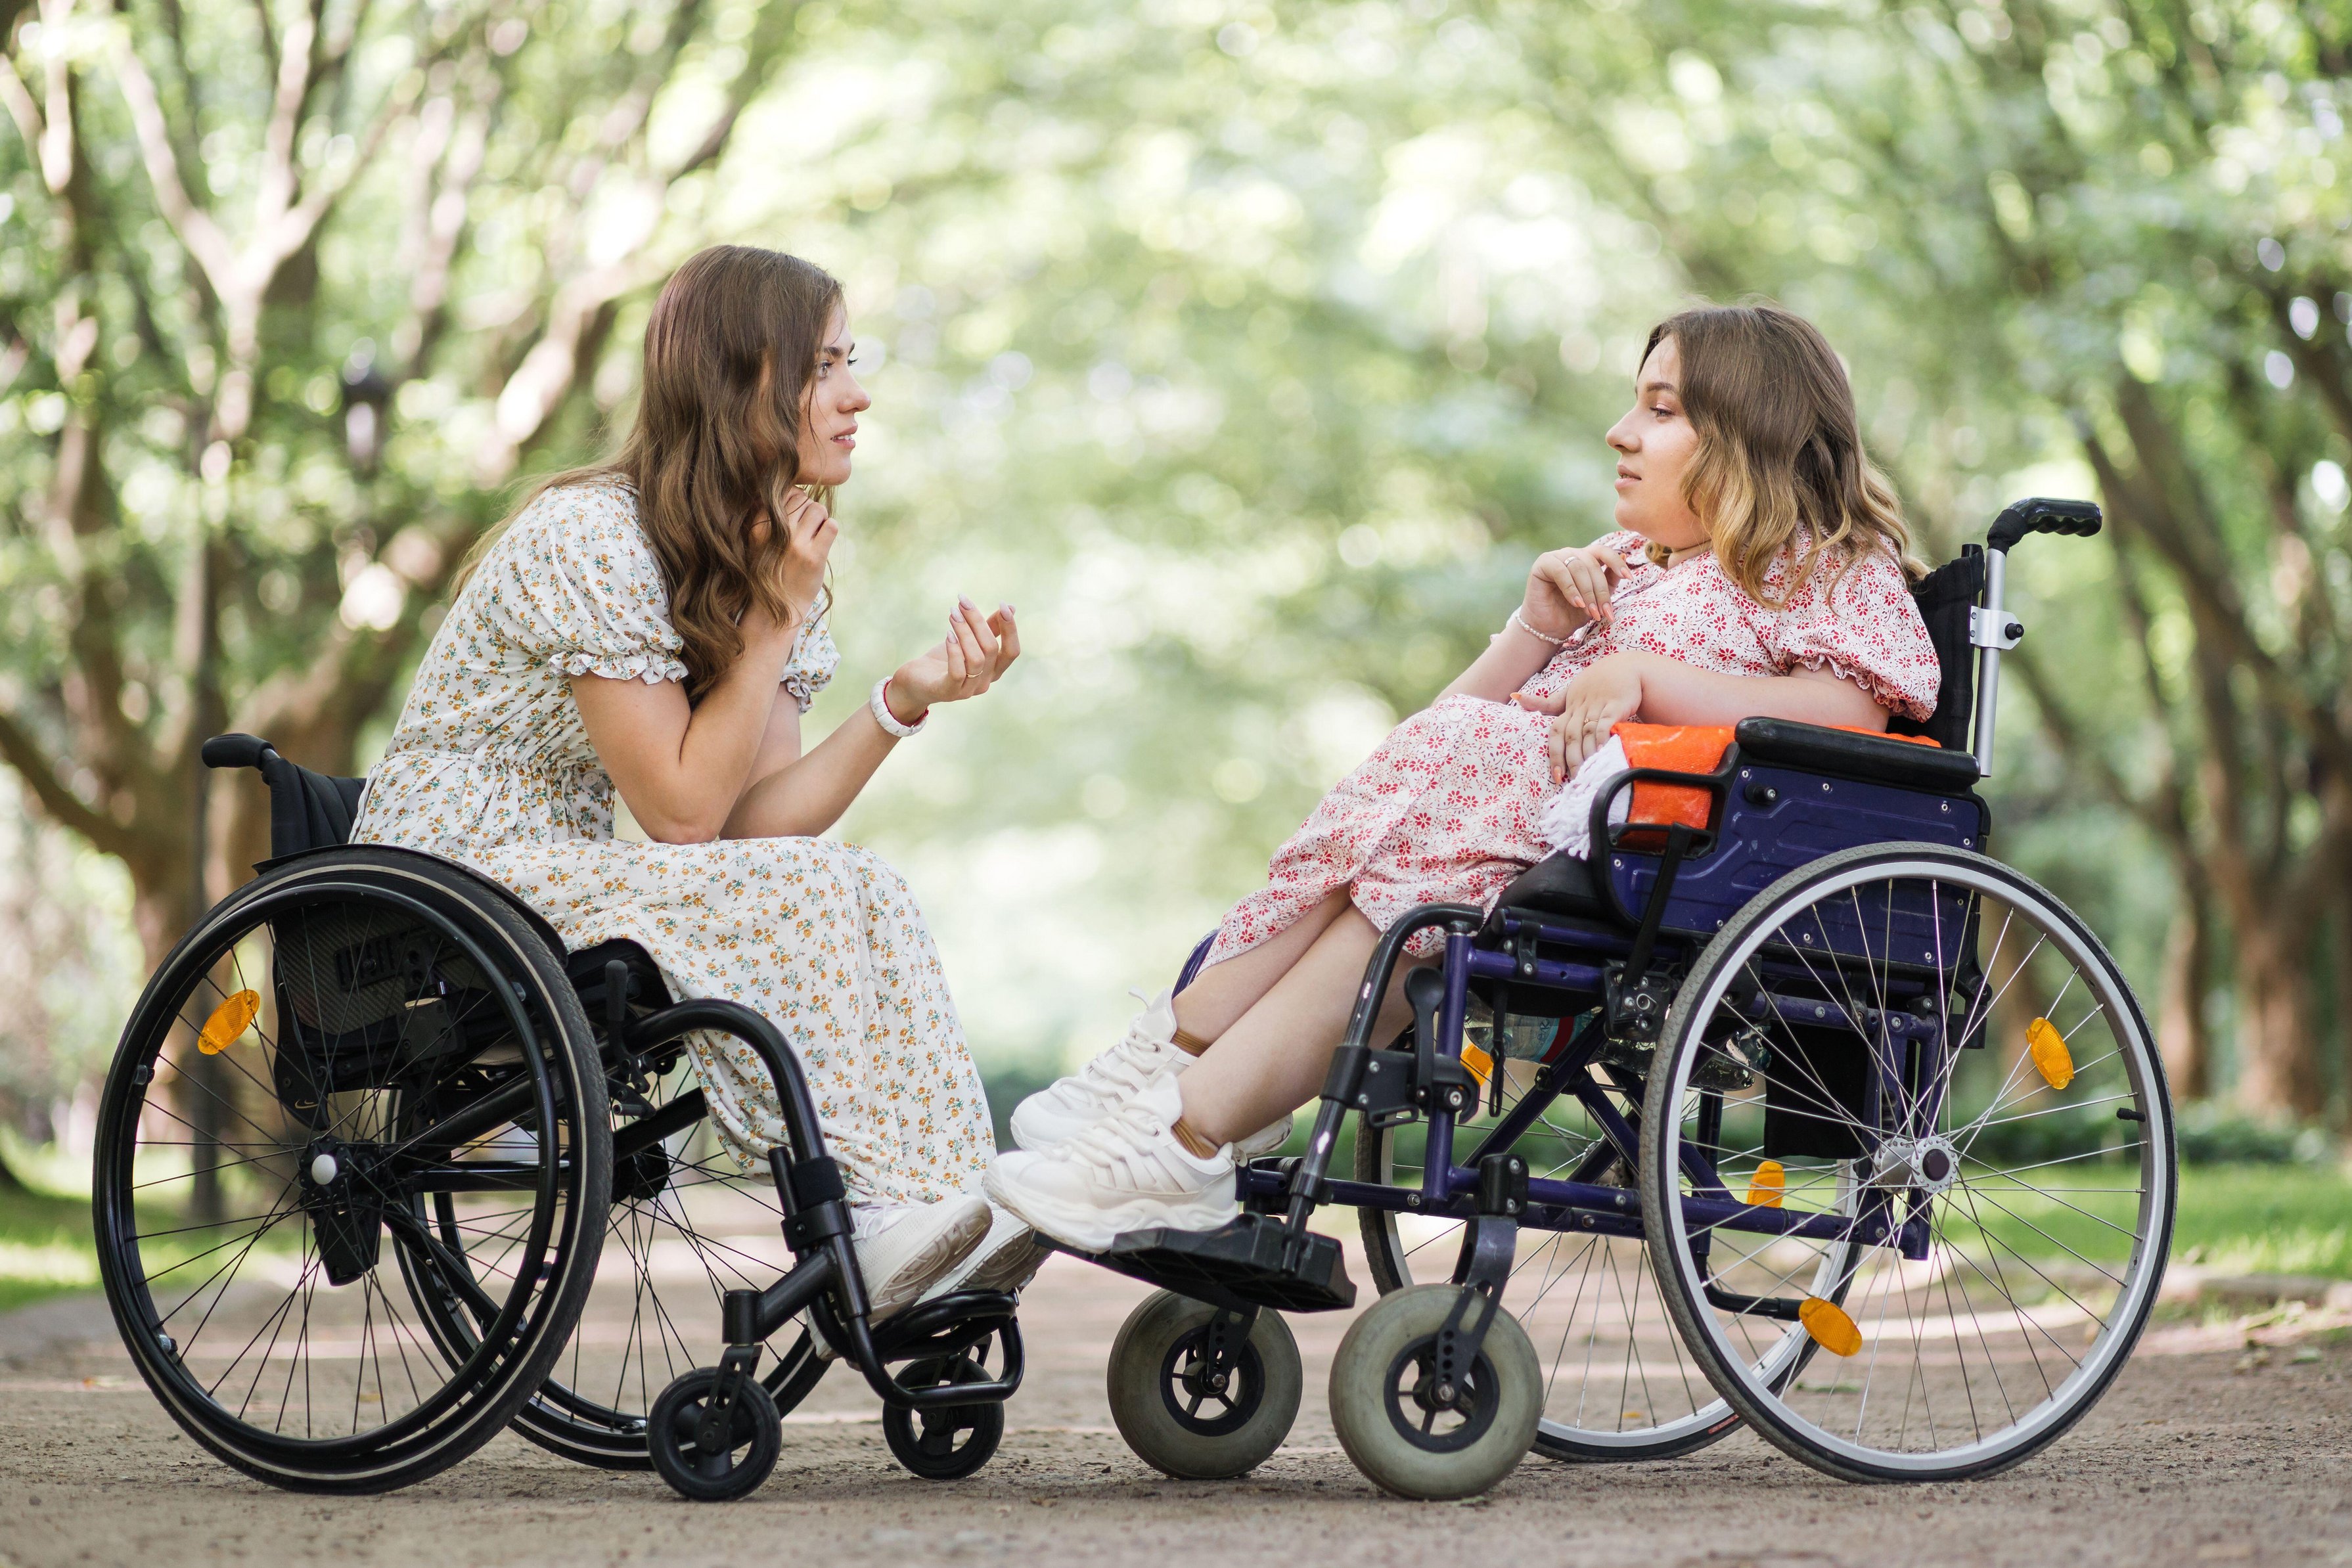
1010 991 1294 1159
926 1202 1047 1297
850 1193 992 1322
984 1073 1238 1253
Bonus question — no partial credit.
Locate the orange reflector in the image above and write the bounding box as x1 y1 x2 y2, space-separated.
199 989 260 1055
2027 1016 2074 1090
1459 1039 1493 1088
1744 1159 1785 1208
1799 1296 1863 1357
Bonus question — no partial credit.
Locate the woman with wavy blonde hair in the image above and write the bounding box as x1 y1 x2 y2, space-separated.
355 245 1038 1313
990 301 1942 1251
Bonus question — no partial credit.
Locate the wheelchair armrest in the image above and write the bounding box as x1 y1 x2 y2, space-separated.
1732 717 1981 794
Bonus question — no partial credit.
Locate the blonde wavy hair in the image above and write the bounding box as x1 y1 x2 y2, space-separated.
457 245 843 699
1648 302 1922 603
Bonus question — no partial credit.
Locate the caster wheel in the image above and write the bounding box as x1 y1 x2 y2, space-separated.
883 1356 1004 1480
648 1368 782 1501
1328 1284 1541 1500
1106 1290 1302 1480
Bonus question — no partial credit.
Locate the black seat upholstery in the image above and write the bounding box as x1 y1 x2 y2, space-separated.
1491 849 1613 922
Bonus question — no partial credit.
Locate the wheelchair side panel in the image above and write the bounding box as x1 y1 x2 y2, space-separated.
1604 763 1986 954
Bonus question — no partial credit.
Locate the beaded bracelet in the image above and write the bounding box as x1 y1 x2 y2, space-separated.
869 677 929 738
1506 606 1573 648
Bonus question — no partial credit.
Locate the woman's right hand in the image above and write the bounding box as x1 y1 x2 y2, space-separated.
756 490 836 623
1520 541 1632 640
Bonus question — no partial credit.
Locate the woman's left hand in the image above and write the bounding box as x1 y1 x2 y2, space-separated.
1514 652 1646 782
888 599 1020 720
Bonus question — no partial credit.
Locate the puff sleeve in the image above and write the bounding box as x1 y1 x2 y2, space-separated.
1765 546 1939 723
482 482 690 686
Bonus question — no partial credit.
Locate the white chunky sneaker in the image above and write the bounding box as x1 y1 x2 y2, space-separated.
851 1193 993 1321
926 1201 1047 1297
984 1073 1238 1253
1010 991 1294 1158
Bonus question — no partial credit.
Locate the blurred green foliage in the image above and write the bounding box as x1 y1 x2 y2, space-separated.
1 0 2349 1143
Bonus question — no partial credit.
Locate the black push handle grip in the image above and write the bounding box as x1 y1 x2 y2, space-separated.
200 733 277 771
1988 496 2102 554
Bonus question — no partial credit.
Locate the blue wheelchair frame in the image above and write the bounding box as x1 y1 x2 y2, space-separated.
1068 497 2098 1328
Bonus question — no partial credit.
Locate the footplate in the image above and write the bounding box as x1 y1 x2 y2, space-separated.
1058 1213 1357 1314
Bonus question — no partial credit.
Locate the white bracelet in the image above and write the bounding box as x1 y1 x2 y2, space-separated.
1506 606 1573 648
869 677 928 738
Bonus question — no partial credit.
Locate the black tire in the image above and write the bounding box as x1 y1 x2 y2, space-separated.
1105 1291 1301 1480
882 1355 1005 1481
648 1366 782 1500
1328 1283 1541 1500
1356 1079 1740 1464
1640 844 2177 1483
93 847 612 1493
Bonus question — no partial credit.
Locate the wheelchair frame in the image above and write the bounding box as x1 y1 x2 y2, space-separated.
1067 496 2167 1495
98 741 1026 1498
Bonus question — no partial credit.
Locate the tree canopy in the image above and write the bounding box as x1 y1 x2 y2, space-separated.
1 0 2345 1135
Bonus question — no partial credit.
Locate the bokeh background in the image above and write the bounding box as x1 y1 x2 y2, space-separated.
1 0 2347 1299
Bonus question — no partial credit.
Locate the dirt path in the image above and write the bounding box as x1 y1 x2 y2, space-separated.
1 1254 2344 1568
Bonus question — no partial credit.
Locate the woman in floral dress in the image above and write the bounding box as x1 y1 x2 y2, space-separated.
353 246 1033 1316
991 303 1943 1250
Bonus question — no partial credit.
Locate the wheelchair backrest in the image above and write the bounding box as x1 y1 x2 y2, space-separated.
1884 546 1983 755
201 733 368 861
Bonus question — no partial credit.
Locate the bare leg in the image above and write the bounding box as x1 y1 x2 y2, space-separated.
1177 904 1423 1145
1169 890 1354 1042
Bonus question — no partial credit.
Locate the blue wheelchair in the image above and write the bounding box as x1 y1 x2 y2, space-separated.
91 750 1022 1496
1074 499 2177 1496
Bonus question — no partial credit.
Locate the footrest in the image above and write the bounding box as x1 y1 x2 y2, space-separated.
869 1289 1018 1364
1063 1214 1357 1313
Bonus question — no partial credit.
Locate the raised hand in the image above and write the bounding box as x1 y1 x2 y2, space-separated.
887 598 1021 720
773 491 837 621
1521 541 1632 641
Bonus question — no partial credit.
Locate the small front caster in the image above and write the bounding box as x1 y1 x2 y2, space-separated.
883 1355 1004 1480
1106 1290 1301 1480
1328 1283 1540 1500
649 1364 782 1501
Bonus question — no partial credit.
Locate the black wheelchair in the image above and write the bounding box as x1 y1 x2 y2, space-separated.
1071 499 2177 1496
93 748 1022 1497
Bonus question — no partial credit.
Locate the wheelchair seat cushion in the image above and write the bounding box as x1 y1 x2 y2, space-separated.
1492 851 1614 923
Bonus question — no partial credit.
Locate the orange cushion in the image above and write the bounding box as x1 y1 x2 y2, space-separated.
1610 721 1938 838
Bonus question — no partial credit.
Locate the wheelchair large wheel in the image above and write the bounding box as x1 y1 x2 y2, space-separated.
413 1042 826 1468
92 847 612 1492
1641 844 2175 1483
1357 1053 1741 1462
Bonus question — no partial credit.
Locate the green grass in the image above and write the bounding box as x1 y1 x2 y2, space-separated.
0 1159 2344 1324
0 1180 99 1314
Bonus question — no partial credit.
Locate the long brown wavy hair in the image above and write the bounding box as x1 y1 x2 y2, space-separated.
459 245 844 698
1647 302 1922 604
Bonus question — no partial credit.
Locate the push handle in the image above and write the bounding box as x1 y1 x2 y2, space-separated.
1987 497 2100 554
200 733 276 771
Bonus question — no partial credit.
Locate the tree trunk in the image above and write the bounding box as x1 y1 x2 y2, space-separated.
2229 912 2324 1119
2156 895 2215 1102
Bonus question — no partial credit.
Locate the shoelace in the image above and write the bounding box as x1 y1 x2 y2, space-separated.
1055 1094 1220 1194
1070 1018 1175 1099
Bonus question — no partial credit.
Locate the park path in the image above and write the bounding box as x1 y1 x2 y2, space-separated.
0 1250 2345 1568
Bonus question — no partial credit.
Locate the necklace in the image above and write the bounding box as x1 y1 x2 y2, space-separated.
1642 539 1711 570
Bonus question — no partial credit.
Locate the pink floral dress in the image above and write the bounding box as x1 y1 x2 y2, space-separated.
351 480 993 1206
1204 531 1939 963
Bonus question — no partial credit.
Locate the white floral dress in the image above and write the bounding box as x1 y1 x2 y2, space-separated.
351 480 993 1207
